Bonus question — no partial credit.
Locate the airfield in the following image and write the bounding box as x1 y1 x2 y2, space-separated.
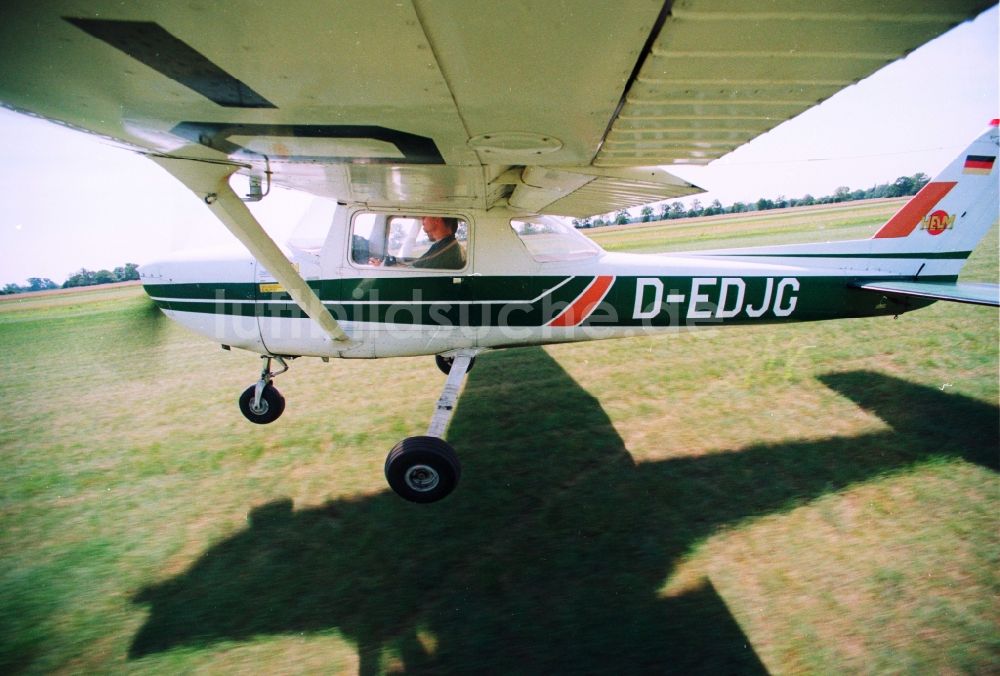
1 200 996 673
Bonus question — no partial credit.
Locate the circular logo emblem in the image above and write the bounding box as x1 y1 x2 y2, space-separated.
925 210 950 236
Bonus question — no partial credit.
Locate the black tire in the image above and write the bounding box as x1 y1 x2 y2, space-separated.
384 436 461 503
238 384 285 424
435 354 476 376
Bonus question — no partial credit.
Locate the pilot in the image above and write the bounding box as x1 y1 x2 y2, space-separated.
412 216 465 269
370 216 466 269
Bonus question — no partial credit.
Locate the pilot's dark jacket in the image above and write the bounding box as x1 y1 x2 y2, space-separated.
412 235 465 269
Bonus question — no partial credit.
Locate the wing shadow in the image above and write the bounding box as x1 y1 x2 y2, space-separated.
128 349 996 673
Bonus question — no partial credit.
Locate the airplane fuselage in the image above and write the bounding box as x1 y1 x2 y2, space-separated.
141 207 940 359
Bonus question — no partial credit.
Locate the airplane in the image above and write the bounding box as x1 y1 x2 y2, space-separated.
0 2 996 503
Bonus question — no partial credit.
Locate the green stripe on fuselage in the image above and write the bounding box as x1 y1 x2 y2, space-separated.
145 274 943 328
586 275 940 328
143 282 256 300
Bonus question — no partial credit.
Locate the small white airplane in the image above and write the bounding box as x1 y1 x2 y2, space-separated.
1 2 996 502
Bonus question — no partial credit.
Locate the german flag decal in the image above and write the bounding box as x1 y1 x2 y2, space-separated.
963 155 996 175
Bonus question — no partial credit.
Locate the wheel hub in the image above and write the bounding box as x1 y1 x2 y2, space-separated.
404 464 440 492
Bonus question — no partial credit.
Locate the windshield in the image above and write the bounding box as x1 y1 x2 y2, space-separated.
510 216 602 262
286 198 338 255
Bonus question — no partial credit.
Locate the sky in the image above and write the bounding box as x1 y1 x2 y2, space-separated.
1 7 997 286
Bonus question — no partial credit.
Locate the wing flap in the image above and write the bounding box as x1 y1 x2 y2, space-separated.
507 166 702 217
596 0 995 166
856 280 1000 307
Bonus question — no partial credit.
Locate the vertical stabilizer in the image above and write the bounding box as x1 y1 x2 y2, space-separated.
872 120 999 255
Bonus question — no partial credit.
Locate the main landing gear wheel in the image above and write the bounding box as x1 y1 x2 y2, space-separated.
385 436 461 503
435 354 476 375
239 383 285 424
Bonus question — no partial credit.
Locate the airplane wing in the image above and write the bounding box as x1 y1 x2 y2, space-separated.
0 1 995 217
856 280 1000 307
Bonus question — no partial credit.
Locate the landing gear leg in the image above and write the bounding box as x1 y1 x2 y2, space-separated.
384 350 477 503
435 353 475 375
238 355 288 424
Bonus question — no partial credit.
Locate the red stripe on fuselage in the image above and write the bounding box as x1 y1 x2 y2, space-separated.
872 181 957 238
548 275 614 327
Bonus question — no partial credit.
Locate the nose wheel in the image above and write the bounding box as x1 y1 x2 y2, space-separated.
239 383 285 424
239 355 288 424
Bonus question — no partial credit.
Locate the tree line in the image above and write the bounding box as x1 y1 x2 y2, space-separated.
2 263 140 295
573 172 930 228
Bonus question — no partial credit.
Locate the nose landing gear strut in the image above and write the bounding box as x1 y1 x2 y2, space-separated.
238 355 288 424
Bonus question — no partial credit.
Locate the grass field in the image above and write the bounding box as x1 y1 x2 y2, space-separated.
1 203 997 674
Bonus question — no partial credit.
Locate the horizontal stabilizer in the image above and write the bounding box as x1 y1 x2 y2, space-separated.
856 280 1000 307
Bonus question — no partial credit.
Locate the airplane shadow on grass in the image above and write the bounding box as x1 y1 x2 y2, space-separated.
128 348 998 674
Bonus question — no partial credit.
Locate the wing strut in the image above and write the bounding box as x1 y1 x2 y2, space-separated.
149 151 351 343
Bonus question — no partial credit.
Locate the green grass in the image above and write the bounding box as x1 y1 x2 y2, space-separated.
0 204 996 673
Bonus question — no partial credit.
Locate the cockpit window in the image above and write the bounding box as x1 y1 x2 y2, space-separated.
351 214 468 270
510 216 602 262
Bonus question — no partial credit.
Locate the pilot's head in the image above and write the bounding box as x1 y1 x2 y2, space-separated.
421 216 459 241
